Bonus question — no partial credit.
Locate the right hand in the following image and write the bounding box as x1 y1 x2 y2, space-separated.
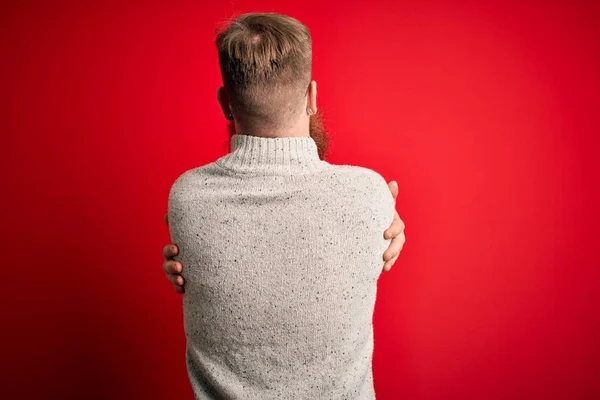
163 213 185 293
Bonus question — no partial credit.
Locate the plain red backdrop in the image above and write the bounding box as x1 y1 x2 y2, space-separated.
1 0 599 399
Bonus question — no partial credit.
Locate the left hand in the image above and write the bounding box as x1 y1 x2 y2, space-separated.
381 180 406 272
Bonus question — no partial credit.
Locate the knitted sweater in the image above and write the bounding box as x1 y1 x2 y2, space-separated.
167 133 395 399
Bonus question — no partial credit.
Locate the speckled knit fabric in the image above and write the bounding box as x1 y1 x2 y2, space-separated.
167 133 395 399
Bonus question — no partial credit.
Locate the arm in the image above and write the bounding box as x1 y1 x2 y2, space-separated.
162 180 407 294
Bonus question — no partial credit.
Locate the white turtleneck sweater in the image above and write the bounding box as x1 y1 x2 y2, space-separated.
167 134 395 399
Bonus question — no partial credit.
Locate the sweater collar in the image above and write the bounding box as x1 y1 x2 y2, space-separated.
215 134 329 176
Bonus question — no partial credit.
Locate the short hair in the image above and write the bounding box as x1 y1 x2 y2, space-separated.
215 12 312 130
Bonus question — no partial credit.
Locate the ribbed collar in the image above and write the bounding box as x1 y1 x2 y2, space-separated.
215 134 329 176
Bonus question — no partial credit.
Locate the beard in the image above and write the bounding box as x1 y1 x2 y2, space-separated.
227 109 330 160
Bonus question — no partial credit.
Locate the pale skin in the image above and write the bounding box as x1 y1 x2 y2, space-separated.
163 81 407 293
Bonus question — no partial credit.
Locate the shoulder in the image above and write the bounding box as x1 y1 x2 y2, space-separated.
330 164 390 190
326 164 394 204
168 162 223 199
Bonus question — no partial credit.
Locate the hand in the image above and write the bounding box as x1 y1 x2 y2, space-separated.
382 180 406 272
163 213 185 293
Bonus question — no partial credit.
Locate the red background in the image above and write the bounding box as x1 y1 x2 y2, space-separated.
1 1 599 399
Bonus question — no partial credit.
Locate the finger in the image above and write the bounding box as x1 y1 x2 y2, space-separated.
383 233 405 261
384 210 405 240
165 270 184 287
163 260 182 275
387 180 399 201
382 252 400 272
164 213 169 227
163 243 179 259
173 274 185 286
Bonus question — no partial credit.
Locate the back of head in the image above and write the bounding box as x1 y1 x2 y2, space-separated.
215 12 313 132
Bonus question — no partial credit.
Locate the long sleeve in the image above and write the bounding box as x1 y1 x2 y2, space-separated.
167 134 394 400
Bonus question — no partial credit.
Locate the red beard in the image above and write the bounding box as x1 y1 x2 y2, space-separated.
227 109 330 160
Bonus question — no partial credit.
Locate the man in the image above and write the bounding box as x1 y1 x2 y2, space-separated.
164 12 406 399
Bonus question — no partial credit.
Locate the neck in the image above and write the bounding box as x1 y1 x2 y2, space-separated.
215 133 330 176
231 115 310 139
226 110 330 160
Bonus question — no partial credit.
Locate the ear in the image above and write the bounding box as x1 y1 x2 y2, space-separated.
307 80 317 114
216 86 232 119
